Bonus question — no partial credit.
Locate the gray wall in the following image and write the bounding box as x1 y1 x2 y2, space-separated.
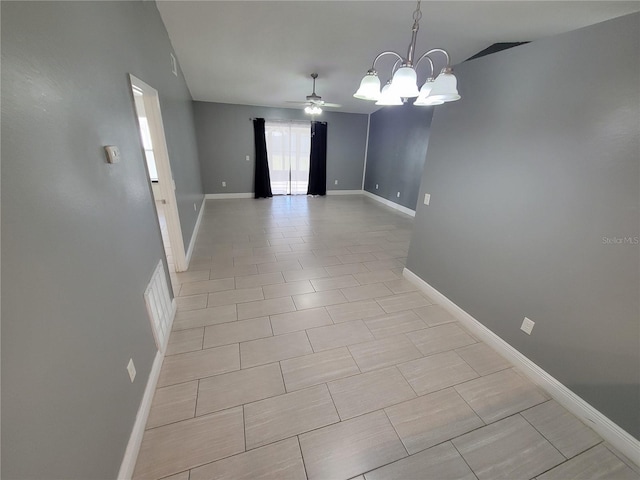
193 102 368 194
364 103 434 210
407 13 640 439
1 1 203 478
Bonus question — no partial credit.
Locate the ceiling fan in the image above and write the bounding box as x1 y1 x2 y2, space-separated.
287 73 341 114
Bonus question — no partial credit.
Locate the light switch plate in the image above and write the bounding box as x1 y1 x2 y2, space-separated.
104 145 121 164
127 358 136 382
424 193 431 205
521 317 535 335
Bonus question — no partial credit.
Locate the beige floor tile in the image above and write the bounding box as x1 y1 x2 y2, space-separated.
172 305 237 331
299 410 407 480
208 287 264 307
282 267 329 282
521 400 602 458
455 342 511 376
383 278 418 294
408 323 477 355
237 296 296 320
452 415 565 480
348 335 422 372
234 272 284 289
178 278 235 297
176 294 209 311
147 381 198 429
281 347 360 392
413 304 458 326
240 331 313 368
166 328 204 356
203 317 272 348
269 237 304 246
253 244 294 255
158 344 240 387
244 384 339 449
175 270 210 284
398 350 479 395
210 264 258 280
353 269 399 285
133 407 245 479
161 471 189 480
364 311 427 339
364 442 476 480
293 290 348 310
310 275 360 292
263 280 314 299
455 368 549 423
385 388 484 454
537 444 639 480
364 259 405 271
313 247 352 257
341 283 394 302
326 300 385 323
190 437 306 480
324 262 370 277
307 320 374 351
270 307 333 335
232 253 276 266
257 260 302 274
338 252 378 264
299 255 343 268
196 363 285 416
376 292 431 313
328 366 416 420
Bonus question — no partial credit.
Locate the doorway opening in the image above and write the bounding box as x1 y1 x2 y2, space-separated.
265 121 311 195
129 75 187 283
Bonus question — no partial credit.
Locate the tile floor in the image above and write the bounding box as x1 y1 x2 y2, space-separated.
134 195 639 480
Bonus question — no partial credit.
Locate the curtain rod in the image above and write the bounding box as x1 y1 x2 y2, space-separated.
249 118 313 124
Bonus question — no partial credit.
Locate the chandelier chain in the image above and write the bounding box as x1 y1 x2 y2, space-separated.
412 1 422 24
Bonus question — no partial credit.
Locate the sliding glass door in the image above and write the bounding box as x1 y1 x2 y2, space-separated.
265 121 311 195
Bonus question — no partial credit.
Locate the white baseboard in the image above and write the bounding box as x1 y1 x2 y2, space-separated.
118 299 176 479
205 193 253 199
185 196 205 267
326 190 363 196
403 267 640 466
363 191 416 217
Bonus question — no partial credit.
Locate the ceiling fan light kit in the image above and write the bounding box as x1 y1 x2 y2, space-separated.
354 0 461 106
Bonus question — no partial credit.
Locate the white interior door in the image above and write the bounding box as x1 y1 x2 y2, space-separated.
265 121 311 195
129 74 187 273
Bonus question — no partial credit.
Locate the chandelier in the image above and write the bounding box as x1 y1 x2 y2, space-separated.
354 0 460 106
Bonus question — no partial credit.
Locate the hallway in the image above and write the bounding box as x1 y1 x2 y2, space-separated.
133 195 637 480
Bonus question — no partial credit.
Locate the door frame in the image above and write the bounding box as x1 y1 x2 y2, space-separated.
129 74 187 272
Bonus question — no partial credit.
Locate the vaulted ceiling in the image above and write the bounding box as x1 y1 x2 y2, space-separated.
157 1 640 114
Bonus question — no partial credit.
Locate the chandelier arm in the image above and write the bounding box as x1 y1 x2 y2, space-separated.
421 48 452 68
414 54 434 77
371 51 404 71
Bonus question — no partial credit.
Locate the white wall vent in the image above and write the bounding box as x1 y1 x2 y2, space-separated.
144 260 173 351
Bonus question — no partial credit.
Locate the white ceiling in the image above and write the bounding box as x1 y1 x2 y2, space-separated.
157 1 640 115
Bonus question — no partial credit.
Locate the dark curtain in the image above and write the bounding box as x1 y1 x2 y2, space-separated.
253 118 272 199
307 121 328 196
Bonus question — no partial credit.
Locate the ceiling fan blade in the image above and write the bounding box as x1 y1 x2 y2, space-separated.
321 102 342 108
285 101 310 105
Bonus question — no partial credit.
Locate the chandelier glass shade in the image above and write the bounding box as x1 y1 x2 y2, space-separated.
304 105 322 115
353 0 460 106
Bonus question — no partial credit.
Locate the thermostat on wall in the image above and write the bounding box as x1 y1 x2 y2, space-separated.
104 145 121 164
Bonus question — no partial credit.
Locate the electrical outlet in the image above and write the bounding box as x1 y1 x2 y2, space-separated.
222 181 226 187
375 184 379 189
334 180 338 185
127 358 136 382
424 193 431 205
397 192 400 198
521 317 535 335
245 155 250 161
